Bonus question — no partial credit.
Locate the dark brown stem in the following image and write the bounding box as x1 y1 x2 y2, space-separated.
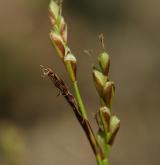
41 65 104 160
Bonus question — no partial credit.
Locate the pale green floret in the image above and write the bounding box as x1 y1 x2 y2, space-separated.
93 69 108 96
98 52 110 74
94 70 107 87
110 115 120 134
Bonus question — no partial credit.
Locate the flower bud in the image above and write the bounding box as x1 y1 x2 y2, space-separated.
50 31 65 59
49 0 60 26
108 115 120 145
92 69 107 97
64 53 77 82
99 106 111 133
103 81 115 108
98 52 110 76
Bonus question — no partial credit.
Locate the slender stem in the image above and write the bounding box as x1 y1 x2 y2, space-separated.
73 81 87 119
66 64 106 164
66 62 88 119
73 78 106 165
54 47 104 163
60 54 104 164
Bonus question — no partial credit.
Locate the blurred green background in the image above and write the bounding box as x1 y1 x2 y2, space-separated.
0 0 160 165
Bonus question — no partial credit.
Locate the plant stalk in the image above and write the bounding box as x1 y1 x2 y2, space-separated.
73 81 87 119
65 62 88 119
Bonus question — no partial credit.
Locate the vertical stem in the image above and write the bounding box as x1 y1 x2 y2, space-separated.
66 63 105 164
73 81 87 119
66 62 88 119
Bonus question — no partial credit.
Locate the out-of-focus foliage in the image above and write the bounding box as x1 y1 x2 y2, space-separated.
0 121 25 165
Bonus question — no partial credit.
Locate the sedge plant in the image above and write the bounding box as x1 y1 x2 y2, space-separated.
41 1 120 165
